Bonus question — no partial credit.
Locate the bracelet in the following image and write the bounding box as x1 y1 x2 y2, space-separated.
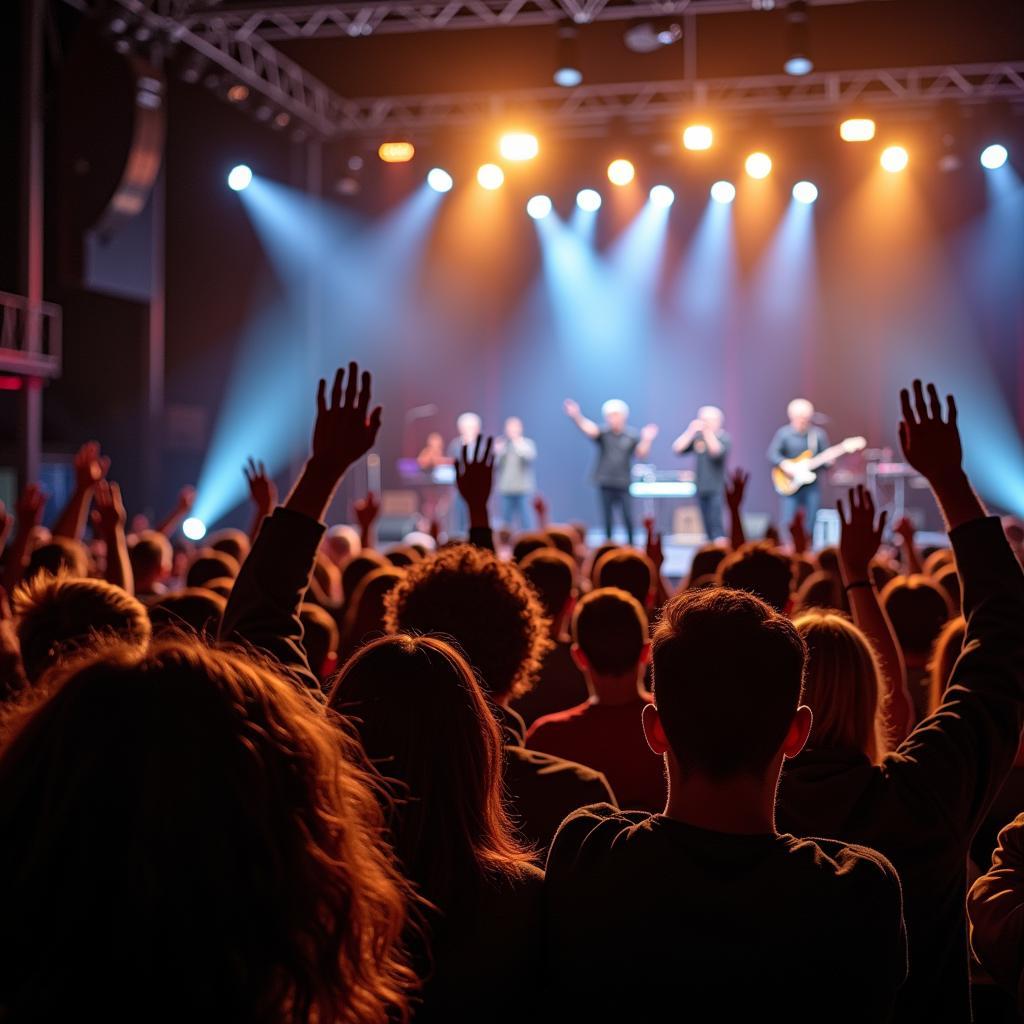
844 579 873 592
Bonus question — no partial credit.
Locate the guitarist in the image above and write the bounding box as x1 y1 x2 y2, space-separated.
767 398 830 530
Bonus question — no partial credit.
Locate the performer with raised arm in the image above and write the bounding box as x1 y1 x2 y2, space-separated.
672 406 730 541
564 398 658 543
494 417 537 532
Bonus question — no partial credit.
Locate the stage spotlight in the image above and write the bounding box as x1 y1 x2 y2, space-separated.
880 145 909 173
477 163 505 190
500 132 539 162
607 159 635 186
710 180 736 204
840 117 875 142
227 83 250 103
792 180 818 204
576 188 602 212
783 0 812 75
649 185 675 208
682 124 713 151
624 20 682 53
227 164 253 191
378 141 415 163
554 24 583 87
427 167 454 192
182 516 207 541
526 194 553 219
980 143 1008 170
744 152 772 179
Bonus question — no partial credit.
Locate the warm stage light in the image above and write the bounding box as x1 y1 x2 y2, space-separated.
227 84 250 103
576 188 602 212
183 517 207 541
880 145 909 173
649 185 675 208
607 159 635 186
682 124 713 151
378 141 415 163
744 152 772 179
792 180 818 204
427 167 454 192
477 163 505 190
526 194 552 219
980 144 1008 170
227 164 253 191
500 132 539 161
710 180 736 204
840 117 876 142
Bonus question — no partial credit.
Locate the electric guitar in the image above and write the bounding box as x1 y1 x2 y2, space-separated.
771 436 867 496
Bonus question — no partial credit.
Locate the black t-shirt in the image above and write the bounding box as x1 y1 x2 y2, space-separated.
544 805 907 1022
767 424 829 464
593 429 639 489
678 430 731 495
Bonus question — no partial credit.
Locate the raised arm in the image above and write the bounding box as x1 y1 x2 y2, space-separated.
635 423 659 461
155 486 196 538
725 468 749 551
837 485 912 746
672 420 700 455
222 361 382 690
53 442 108 541
354 491 381 551
563 399 600 440
243 459 277 541
91 481 134 595
2 485 46 592
456 436 496 553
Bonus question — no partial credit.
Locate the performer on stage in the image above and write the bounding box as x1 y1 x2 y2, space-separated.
672 406 730 541
494 417 537 532
448 412 483 536
416 431 449 471
564 398 658 543
767 398 830 528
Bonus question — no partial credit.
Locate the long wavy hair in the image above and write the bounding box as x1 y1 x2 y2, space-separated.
329 634 535 911
0 639 415 1023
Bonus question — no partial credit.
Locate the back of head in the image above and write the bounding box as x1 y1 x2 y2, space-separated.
329 635 528 906
815 546 840 576
519 548 576 620
928 615 967 714
186 549 241 589
933 563 961 614
923 548 955 577
881 574 952 659
572 588 648 677
341 567 404 657
129 530 172 588
594 549 654 607
324 524 362 566
201 577 234 600
717 542 794 613
0 639 412 1023
26 538 89 582
301 602 340 684
149 588 226 639
512 532 554 564
384 545 422 569
587 541 620 586
651 587 806 779
208 528 251 567
793 571 847 616
793 611 881 760
687 544 727 588
385 544 551 702
543 526 577 559
791 555 815 590
15 575 151 683
341 551 390 606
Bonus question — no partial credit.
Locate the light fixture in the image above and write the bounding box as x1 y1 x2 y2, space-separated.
500 132 539 161
880 145 909 173
607 159 635 186
227 164 253 191
183 517 207 541
980 143 1008 170
624 20 682 53
576 188 602 211
378 141 415 163
783 0 812 76
554 24 583 87
792 180 818 204
839 117 876 143
744 152 772 179
682 124 713 151
527 195 553 219
710 180 736 204
227 83 250 103
649 185 675 208
427 167 454 192
477 163 505 190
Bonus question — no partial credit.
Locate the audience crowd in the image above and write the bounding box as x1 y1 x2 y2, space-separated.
0 365 1022 1023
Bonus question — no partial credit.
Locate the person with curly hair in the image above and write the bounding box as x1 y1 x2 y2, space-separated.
0 638 414 1024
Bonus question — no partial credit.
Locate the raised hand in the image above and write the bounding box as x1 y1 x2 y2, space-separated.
837 485 888 578
354 491 381 530
641 423 659 442
456 435 494 529
244 458 278 514
644 516 664 571
532 492 549 526
311 361 383 479
73 441 110 491
789 507 809 555
91 480 127 538
725 468 749 512
0 502 13 552
898 380 961 484
174 485 197 516
563 398 581 419
16 484 46 532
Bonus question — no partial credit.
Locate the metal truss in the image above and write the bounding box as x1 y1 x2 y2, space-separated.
330 61 1024 136
179 0 881 41
0 291 63 379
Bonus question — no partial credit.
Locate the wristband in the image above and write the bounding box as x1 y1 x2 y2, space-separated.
844 579 873 592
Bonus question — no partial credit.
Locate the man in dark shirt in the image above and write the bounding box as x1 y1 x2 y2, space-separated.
672 405 731 540
564 397 657 542
544 586 907 1022
767 397 830 530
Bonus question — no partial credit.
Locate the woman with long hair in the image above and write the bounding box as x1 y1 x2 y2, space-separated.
0 639 415 1024
329 634 542 1021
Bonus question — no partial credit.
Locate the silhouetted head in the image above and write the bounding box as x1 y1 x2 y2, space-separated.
572 587 648 678
519 548 577 622
342 551 390 606
717 542 794 613
148 588 225 638
881 574 952 664
186 549 240 589
792 571 847 616
594 548 654 607
927 615 966 714
324 525 361 568
300 602 340 684
384 546 422 569
340 567 404 659
129 531 173 594
687 544 728 588
25 538 89 581
511 532 553 564
543 526 577 558
208 528 250 567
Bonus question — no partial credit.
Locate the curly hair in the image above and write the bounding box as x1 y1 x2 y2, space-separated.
384 544 552 702
0 639 415 1023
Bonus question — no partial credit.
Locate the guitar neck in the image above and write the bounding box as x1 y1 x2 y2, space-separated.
803 443 850 471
